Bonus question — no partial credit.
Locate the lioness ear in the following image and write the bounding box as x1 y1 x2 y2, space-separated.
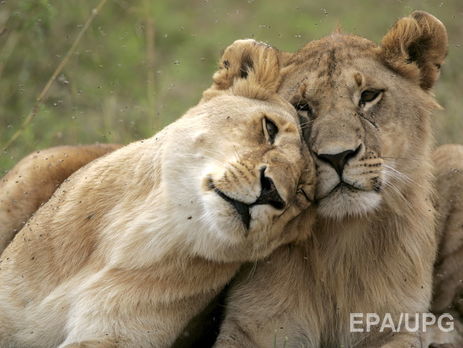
380 11 448 90
202 39 281 101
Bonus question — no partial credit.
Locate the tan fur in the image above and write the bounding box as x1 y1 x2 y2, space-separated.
202 39 281 102
0 144 120 253
215 11 447 347
421 144 463 346
0 41 316 348
432 145 463 314
380 11 448 90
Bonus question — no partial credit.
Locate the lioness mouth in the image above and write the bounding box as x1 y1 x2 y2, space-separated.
318 182 366 202
208 172 286 230
214 187 252 229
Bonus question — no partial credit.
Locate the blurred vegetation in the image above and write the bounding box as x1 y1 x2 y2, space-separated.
0 0 462 174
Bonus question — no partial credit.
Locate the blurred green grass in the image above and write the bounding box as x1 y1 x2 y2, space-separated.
1 0 462 174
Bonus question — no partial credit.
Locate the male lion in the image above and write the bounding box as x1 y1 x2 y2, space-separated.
213 11 450 347
0 41 315 347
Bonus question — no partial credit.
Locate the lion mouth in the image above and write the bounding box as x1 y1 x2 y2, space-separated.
206 177 252 229
316 180 383 219
213 187 252 229
207 172 286 231
316 182 371 202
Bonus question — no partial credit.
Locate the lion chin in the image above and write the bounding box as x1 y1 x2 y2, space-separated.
317 184 382 220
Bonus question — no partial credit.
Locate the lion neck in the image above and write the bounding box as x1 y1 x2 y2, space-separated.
305 147 437 345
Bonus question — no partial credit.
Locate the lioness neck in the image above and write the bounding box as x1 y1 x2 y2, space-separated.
309 161 436 345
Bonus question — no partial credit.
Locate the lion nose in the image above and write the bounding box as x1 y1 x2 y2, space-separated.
253 167 285 210
316 145 361 177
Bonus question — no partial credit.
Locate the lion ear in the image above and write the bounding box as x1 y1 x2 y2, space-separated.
380 11 448 90
202 39 282 101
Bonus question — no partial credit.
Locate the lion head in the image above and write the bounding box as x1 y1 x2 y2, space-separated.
0 40 315 268
162 39 315 262
275 11 448 219
0 39 315 348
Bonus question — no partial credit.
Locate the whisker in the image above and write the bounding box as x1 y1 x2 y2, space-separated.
246 260 259 281
359 113 379 130
383 164 412 184
382 180 414 212
382 156 421 162
175 153 226 167
231 145 245 164
298 119 312 127
383 164 427 191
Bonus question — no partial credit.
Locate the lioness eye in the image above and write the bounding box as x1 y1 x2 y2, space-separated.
263 117 278 144
294 101 314 117
359 89 383 106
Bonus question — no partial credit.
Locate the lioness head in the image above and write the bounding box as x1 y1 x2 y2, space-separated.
276 11 448 219
164 40 315 261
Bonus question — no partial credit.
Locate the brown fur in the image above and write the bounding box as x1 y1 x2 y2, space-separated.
0 144 120 253
215 11 447 347
0 41 315 348
380 11 448 90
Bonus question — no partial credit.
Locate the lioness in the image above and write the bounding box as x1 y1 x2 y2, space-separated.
0 41 315 347
214 11 448 347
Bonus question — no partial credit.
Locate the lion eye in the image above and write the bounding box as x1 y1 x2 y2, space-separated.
262 117 278 144
359 89 383 106
294 101 314 117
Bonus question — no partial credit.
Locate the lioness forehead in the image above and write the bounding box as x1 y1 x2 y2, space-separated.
280 34 385 99
288 34 378 68
196 95 297 124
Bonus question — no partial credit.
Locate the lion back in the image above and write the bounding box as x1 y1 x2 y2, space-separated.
0 144 120 253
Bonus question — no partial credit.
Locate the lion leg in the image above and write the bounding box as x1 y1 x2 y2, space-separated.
0 144 120 254
429 144 463 345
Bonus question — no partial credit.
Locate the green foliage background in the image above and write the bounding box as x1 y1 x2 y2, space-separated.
0 0 462 174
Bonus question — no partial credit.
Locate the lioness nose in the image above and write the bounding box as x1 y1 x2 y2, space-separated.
254 167 285 209
316 146 360 177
